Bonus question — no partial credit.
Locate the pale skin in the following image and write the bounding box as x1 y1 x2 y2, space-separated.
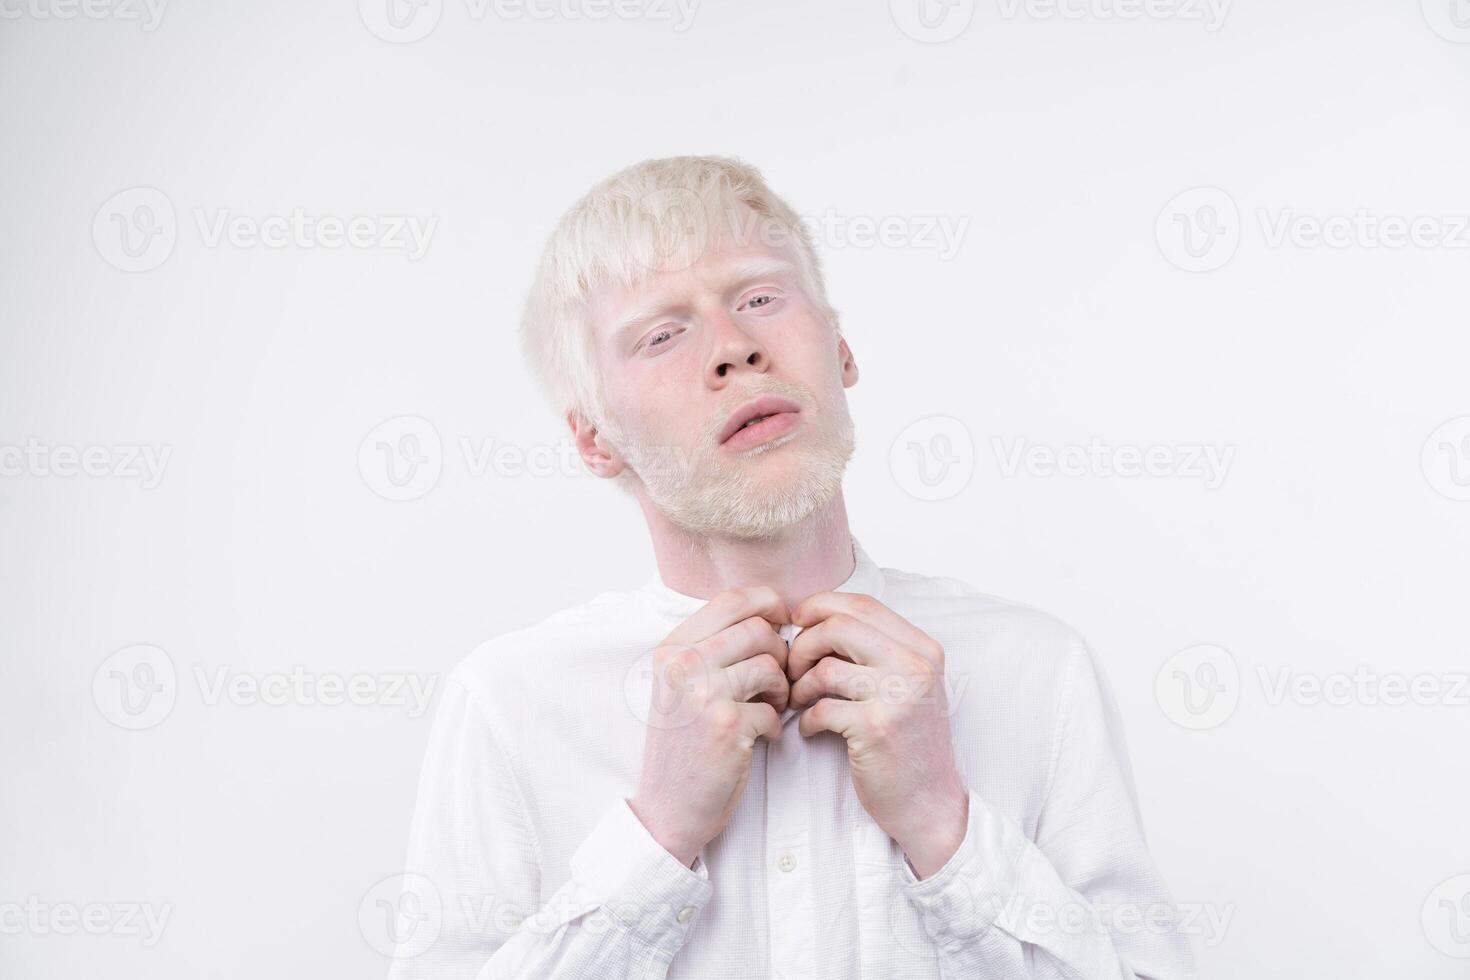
569 213 969 879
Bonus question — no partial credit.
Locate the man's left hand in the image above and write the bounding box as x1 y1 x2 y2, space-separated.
787 592 969 880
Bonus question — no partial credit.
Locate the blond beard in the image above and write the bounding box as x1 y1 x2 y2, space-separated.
604 383 855 541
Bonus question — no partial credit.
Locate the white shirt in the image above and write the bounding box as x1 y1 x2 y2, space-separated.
386 535 1196 979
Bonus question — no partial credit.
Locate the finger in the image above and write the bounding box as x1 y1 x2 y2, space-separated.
666 586 791 648
792 592 935 655
701 615 790 674
789 656 875 710
738 700 783 743
787 613 901 684
797 697 861 739
724 653 791 714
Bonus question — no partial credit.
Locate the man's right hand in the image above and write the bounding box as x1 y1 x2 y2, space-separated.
628 586 792 868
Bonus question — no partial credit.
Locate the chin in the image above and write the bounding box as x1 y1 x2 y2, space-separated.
739 430 801 458
661 448 850 540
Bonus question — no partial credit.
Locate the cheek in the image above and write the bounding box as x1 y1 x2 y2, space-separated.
619 387 695 443
792 320 841 367
796 341 846 392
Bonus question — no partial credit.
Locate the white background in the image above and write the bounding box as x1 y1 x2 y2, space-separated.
3 0 1469 976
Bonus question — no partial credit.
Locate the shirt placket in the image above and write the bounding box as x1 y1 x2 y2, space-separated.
766 622 817 980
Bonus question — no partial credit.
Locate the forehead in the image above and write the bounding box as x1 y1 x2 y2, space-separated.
585 233 803 342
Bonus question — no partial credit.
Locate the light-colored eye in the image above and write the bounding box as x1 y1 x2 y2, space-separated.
642 326 678 351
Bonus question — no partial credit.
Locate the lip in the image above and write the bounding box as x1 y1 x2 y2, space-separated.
722 410 800 452
718 394 803 447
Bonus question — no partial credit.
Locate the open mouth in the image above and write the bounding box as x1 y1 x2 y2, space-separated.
738 413 774 431
719 395 803 450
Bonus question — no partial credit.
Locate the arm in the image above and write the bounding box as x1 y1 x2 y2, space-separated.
385 676 713 980
896 634 1199 979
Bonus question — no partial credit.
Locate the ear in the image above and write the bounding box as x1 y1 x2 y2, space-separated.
567 408 627 479
836 334 859 389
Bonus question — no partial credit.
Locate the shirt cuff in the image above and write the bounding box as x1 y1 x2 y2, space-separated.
566 797 715 956
898 788 1024 950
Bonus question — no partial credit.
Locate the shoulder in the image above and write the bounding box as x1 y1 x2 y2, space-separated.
876 561 1092 678
878 561 1085 645
441 585 656 722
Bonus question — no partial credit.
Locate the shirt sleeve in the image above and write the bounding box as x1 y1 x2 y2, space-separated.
385 675 714 980
895 633 1199 979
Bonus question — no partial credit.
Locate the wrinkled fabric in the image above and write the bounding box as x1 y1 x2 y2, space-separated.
387 535 1197 979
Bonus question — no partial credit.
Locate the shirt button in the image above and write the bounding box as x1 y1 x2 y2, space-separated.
777 852 797 872
677 906 695 923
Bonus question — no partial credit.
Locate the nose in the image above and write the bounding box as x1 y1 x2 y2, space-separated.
705 310 768 388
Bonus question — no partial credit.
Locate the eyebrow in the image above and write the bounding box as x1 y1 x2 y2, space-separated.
611 256 797 342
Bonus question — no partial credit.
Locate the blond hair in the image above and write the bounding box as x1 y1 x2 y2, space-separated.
518 155 841 429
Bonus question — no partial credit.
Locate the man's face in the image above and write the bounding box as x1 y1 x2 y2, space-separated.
581 217 859 540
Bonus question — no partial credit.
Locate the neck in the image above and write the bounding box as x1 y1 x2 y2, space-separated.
640 491 856 611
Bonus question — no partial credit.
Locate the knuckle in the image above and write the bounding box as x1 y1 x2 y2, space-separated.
869 710 899 742
706 700 740 731
667 646 703 672
898 652 928 676
743 584 777 604
742 616 774 644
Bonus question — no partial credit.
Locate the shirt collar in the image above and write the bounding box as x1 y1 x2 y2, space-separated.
637 532 885 624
